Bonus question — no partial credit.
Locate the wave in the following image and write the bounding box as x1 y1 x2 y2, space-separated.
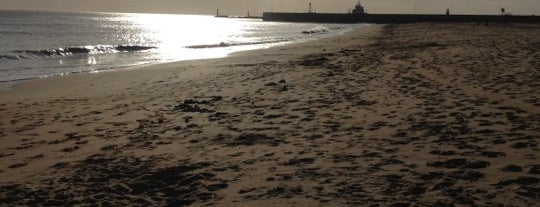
0 54 29 60
301 26 330 35
8 45 157 58
185 40 284 49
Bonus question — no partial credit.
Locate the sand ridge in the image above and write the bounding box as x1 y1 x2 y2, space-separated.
0 23 539 206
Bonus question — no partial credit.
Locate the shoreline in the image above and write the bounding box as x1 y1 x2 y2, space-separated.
0 24 369 93
1 23 539 206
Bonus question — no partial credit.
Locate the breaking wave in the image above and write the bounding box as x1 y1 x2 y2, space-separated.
5 45 157 59
185 40 285 49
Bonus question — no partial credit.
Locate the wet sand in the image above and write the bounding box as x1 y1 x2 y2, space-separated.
0 23 539 206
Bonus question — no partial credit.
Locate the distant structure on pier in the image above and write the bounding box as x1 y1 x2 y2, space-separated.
215 9 228 18
352 2 366 14
214 8 262 19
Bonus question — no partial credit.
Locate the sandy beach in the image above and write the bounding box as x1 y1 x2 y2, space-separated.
1 23 539 206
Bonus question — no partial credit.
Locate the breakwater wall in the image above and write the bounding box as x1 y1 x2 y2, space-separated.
262 12 540 24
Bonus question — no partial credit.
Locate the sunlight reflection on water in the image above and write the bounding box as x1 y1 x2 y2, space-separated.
111 14 273 61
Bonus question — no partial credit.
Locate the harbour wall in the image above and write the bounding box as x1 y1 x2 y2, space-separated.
262 12 540 24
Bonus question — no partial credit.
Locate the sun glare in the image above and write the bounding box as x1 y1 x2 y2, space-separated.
109 13 255 61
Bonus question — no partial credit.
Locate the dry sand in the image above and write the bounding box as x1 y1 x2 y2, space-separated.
0 23 539 206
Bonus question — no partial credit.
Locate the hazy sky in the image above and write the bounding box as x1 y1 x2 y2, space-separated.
1 0 539 15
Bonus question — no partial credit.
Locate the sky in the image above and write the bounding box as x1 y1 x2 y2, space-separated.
1 0 539 15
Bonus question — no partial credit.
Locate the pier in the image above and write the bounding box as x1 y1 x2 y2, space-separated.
262 2 540 24
262 12 540 24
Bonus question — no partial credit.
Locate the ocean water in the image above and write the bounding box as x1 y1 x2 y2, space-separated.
0 11 367 82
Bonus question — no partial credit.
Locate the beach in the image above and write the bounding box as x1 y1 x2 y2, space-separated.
1 23 539 206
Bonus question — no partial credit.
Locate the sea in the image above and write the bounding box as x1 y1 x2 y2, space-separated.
0 11 367 82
